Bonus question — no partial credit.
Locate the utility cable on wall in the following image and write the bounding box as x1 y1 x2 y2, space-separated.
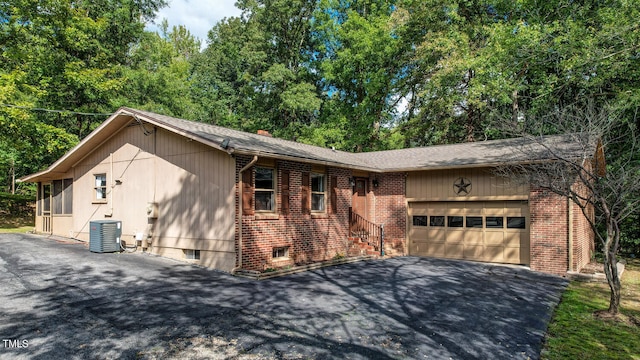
0 103 113 117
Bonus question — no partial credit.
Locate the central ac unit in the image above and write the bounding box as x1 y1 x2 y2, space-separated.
89 220 122 253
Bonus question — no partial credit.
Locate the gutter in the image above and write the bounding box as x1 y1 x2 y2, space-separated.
231 155 259 274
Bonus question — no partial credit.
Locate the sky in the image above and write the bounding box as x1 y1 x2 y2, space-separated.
147 0 242 44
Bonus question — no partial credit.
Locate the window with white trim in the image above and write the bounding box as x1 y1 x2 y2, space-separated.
311 173 326 212
255 167 275 211
94 174 107 201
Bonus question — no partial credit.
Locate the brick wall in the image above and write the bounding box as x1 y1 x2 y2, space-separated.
529 187 569 275
371 173 407 255
529 179 595 276
571 181 595 272
235 156 351 271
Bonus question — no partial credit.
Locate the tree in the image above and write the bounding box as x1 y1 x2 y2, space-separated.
0 70 78 192
1 0 167 137
314 0 409 151
496 106 640 315
0 0 166 183
114 20 202 119
394 0 640 146
191 0 322 138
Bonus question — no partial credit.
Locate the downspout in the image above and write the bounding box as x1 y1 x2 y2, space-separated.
105 153 114 217
232 155 258 274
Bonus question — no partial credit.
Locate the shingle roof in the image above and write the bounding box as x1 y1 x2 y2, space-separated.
128 108 589 172
351 134 590 171
127 108 374 170
20 107 591 182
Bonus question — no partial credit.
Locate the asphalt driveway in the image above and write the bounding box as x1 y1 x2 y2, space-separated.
0 233 567 359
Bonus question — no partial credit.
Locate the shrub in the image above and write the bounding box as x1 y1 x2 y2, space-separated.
0 192 35 218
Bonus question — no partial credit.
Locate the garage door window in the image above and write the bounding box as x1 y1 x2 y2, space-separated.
486 217 504 228
430 216 445 227
447 216 464 227
507 217 526 229
411 213 524 230
466 216 483 228
413 216 428 226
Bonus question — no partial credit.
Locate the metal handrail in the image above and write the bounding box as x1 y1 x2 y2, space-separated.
349 207 384 255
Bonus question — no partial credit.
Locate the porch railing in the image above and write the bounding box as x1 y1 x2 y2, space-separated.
349 207 384 256
42 212 52 233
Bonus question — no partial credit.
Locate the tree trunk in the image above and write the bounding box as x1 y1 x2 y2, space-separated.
603 218 621 314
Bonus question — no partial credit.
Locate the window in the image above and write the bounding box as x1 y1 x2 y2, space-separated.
486 217 504 228
53 178 73 214
53 180 63 214
507 217 526 229
272 246 289 259
430 216 445 227
63 178 73 213
94 174 107 201
42 184 51 212
255 167 275 211
311 173 326 212
413 216 427 226
447 216 464 227
466 216 483 228
184 249 200 260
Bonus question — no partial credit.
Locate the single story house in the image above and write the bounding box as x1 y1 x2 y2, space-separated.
21 107 595 276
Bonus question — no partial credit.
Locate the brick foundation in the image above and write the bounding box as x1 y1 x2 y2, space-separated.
236 156 351 271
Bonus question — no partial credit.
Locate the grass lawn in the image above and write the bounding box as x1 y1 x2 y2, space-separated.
0 216 35 233
542 258 640 359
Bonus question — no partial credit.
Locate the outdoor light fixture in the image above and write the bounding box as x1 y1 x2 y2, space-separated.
372 178 379 188
349 177 356 187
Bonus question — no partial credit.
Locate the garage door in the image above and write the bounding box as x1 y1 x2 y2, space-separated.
408 201 530 265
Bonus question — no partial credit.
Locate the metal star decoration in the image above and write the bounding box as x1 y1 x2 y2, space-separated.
453 177 472 196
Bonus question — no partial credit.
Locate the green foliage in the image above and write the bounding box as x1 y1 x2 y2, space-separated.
314 0 407 151
114 21 202 119
393 0 640 144
1 0 166 136
0 70 78 191
0 192 35 217
620 213 640 256
0 0 166 186
191 0 322 138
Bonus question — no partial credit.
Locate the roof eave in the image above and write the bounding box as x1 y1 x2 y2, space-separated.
19 109 136 183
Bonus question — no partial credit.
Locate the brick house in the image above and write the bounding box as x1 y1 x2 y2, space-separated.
21 107 595 276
